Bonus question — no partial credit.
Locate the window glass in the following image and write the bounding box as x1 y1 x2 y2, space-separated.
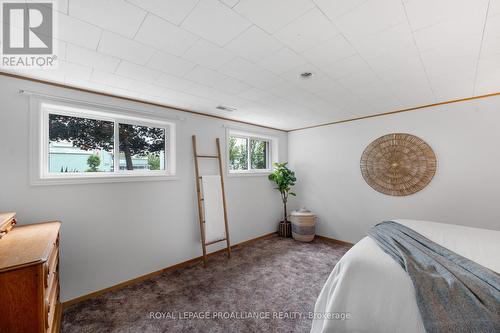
48 114 114 173
118 123 166 171
250 139 268 170
228 136 248 170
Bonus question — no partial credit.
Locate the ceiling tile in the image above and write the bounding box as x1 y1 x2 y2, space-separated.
182 39 235 69
219 57 284 88
350 23 416 60
126 0 199 25
146 51 196 76
234 0 314 33
56 40 67 61
481 14 500 57
60 61 93 82
155 73 194 91
116 61 162 82
257 47 306 74
90 70 136 90
335 0 406 39
220 0 240 8
98 31 155 65
323 54 371 79
364 47 421 74
314 0 368 19
404 0 489 31
214 77 252 94
184 66 229 86
274 8 338 53
413 17 484 54
25 0 68 14
56 14 102 50
301 35 355 68
66 44 120 72
134 14 199 56
225 26 283 62
181 0 251 46
335 69 380 92
489 0 500 16
280 66 343 96
69 0 146 38
475 57 500 95
237 87 273 101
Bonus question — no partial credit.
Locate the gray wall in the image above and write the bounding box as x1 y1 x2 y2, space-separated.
289 96 500 243
0 75 288 301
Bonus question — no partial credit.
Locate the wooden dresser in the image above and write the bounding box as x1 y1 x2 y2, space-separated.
0 218 61 333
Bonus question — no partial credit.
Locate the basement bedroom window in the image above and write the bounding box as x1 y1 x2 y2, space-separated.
31 100 176 185
226 129 278 175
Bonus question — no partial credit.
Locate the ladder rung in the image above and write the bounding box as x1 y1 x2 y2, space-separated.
205 238 226 246
197 155 218 158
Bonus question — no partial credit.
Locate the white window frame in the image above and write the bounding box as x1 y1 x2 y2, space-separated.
30 98 177 185
226 128 278 176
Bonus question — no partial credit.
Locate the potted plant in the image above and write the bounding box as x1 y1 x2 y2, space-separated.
268 162 296 237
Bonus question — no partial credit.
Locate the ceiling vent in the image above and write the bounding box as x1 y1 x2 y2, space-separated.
216 105 237 112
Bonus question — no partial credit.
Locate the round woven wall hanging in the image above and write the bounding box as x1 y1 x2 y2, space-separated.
360 133 437 196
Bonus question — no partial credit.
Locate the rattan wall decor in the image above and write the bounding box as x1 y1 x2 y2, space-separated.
360 133 437 196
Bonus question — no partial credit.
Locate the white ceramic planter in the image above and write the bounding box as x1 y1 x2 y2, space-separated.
290 208 316 242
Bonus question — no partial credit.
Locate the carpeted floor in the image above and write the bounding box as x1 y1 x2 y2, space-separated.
62 235 350 333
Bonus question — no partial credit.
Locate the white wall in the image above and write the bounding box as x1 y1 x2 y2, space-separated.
289 96 500 243
0 76 287 301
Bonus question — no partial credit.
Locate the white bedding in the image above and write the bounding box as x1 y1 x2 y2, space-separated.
311 219 500 333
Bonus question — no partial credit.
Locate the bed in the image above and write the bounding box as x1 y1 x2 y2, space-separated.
311 219 500 333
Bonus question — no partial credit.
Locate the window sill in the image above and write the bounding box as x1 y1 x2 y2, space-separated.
227 170 272 178
31 173 179 186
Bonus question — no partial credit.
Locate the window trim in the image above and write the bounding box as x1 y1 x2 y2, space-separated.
30 97 177 185
225 128 278 177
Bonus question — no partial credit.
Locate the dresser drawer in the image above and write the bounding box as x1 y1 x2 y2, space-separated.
45 276 59 330
44 237 59 289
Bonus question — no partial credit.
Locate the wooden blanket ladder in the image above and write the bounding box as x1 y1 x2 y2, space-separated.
192 135 231 267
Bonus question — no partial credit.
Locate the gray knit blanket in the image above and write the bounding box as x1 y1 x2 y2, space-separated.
368 221 500 333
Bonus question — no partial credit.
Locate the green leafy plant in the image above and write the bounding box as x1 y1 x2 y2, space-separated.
268 162 296 223
86 155 100 172
148 154 160 170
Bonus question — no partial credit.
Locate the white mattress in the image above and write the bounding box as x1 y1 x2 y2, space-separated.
310 219 500 333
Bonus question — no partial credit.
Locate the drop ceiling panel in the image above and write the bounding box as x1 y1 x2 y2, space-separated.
335 0 406 39
134 14 199 56
70 0 146 38
301 35 356 68
184 66 229 87
234 0 315 34
116 61 162 82
181 0 251 46
56 14 102 49
257 48 306 75
126 0 199 25
98 31 155 65
314 0 368 20
146 51 196 76
183 39 235 69
225 26 284 62
66 44 120 72
274 8 339 53
2 0 499 130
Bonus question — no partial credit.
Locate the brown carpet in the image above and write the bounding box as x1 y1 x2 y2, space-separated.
62 235 350 333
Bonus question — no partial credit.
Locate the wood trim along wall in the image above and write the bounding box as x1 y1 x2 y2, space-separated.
4 71 498 133
61 232 278 309
289 91 500 132
61 232 353 309
315 235 354 247
0 72 286 132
